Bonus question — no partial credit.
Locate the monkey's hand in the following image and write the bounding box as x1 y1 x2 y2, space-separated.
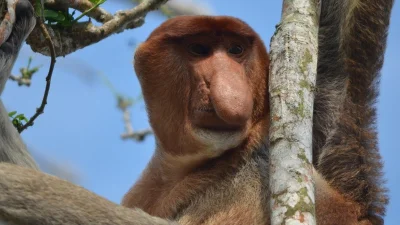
0 0 35 50
0 163 178 225
0 0 35 94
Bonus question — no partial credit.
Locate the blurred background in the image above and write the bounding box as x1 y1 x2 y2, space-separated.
3 0 399 223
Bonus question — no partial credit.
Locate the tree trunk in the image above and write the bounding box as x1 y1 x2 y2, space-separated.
268 0 319 224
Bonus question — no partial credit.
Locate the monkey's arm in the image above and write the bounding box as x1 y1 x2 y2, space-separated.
0 0 38 170
314 0 393 223
0 163 177 225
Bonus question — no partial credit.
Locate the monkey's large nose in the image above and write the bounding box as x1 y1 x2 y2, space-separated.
210 71 253 127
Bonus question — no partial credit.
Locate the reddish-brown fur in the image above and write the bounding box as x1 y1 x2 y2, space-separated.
121 15 389 224
123 16 270 220
0 0 390 223
132 16 269 159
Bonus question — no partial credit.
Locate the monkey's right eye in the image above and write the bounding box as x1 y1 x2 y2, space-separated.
188 44 210 56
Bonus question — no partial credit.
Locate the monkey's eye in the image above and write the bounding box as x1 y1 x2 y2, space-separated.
228 45 244 55
188 44 210 56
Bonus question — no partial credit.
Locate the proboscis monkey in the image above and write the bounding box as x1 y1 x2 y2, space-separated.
122 0 393 224
0 0 393 224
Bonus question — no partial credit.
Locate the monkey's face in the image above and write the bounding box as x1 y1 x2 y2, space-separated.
184 34 256 154
134 16 269 158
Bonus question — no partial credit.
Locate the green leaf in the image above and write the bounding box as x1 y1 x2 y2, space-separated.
15 114 27 120
44 10 66 21
8 111 17 117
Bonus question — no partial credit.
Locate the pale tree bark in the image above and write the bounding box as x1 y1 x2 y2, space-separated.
268 0 319 224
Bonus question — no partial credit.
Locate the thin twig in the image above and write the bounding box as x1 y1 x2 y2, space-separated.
119 98 153 141
121 112 153 141
121 128 153 141
122 107 134 134
18 19 56 133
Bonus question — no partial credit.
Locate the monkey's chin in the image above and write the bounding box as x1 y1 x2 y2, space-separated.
191 126 246 156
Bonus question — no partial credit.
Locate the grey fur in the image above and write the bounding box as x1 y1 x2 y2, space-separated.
0 0 38 169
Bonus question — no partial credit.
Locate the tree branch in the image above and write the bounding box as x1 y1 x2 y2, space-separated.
27 0 169 56
118 98 153 141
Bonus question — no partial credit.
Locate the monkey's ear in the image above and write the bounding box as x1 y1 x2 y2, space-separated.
134 42 145 53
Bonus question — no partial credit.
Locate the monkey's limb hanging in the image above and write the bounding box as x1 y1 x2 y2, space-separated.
0 0 17 46
268 0 319 224
0 0 38 169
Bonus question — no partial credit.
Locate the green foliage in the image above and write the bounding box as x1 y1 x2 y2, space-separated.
8 111 29 131
34 0 107 27
20 57 41 80
44 9 76 27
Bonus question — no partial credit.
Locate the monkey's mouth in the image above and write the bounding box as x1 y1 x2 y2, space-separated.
191 107 244 132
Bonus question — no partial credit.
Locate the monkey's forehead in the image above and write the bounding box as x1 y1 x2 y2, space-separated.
146 16 258 41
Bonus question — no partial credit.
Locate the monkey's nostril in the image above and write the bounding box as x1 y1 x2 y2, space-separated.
196 107 214 113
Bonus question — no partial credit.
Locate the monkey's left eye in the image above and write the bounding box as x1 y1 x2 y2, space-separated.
228 45 244 55
188 44 211 56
